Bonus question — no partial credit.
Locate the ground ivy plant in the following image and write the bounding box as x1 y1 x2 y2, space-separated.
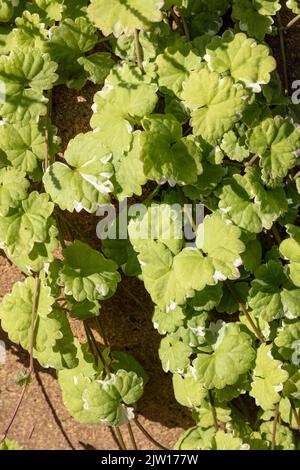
0 0 300 451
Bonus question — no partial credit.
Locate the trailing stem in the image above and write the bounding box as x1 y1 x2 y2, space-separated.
290 399 300 434
44 90 52 171
271 403 280 450
0 275 40 443
208 390 219 432
276 13 289 95
115 427 127 450
127 422 138 450
84 321 110 375
134 29 144 73
285 14 300 31
134 417 169 450
226 282 265 344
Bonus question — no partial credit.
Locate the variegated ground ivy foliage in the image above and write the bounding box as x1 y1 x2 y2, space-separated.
0 0 300 452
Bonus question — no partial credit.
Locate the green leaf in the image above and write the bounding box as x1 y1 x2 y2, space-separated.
60 359 144 426
69 298 100 320
113 130 147 200
260 421 296 450
156 43 202 96
0 1 17 23
25 0 65 25
189 284 223 312
0 276 76 370
287 0 300 14
275 320 300 365
182 66 247 144
0 48 57 123
204 31 276 92
77 53 114 85
47 17 97 64
159 333 192 373
193 322 255 389
250 344 288 410
220 125 250 162
280 225 300 287
218 167 288 233
0 191 54 257
174 426 215 450
196 212 245 281
232 0 274 41
249 260 300 321
248 116 300 186
0 121 60 175
90 77 158 155
11 11 48 50
87 0 164 37
59 240 120 302
213 430 249 450
58 341 102 424
173 371 207 407
0 439 23 450
46 17 98 87
84 370 144 426
0 167 29 216
111 351 149 384
5 220 59 275
43 131 114 213
152 305 186 334
141 114 203 185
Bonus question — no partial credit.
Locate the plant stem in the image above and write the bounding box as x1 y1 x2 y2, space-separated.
109 427 124 450
84 322 110 375
0 275 40 443
135 417 168 450
0 386 27 443
285 14 300 31
142 184 161 206
277 13 289 95
180 15 190 41
226 282 265 344
272 403 280 450
245 154 259 167
96 316 109 349
208 390 219 432
134 29 144 73
29 275 40 374
290 399 300 433
127 423 138 450
54 213 66 249
115 427 127 450
174 6 190 40
271 225 282 245
44 90 52 171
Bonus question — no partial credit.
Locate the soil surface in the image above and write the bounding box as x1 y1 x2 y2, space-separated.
1 3 300 450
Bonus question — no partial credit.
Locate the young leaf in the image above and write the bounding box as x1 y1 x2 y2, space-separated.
248 260 300 321
0 191 54 257
248 116 300 186
43 131 114 213
193 322 255 389
0 48 57 123
250 344 288 410
218 167 288 233
0 167 29 216
204 31 276 92
59 240 121 302
182 67 247 144
87 0 164 37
